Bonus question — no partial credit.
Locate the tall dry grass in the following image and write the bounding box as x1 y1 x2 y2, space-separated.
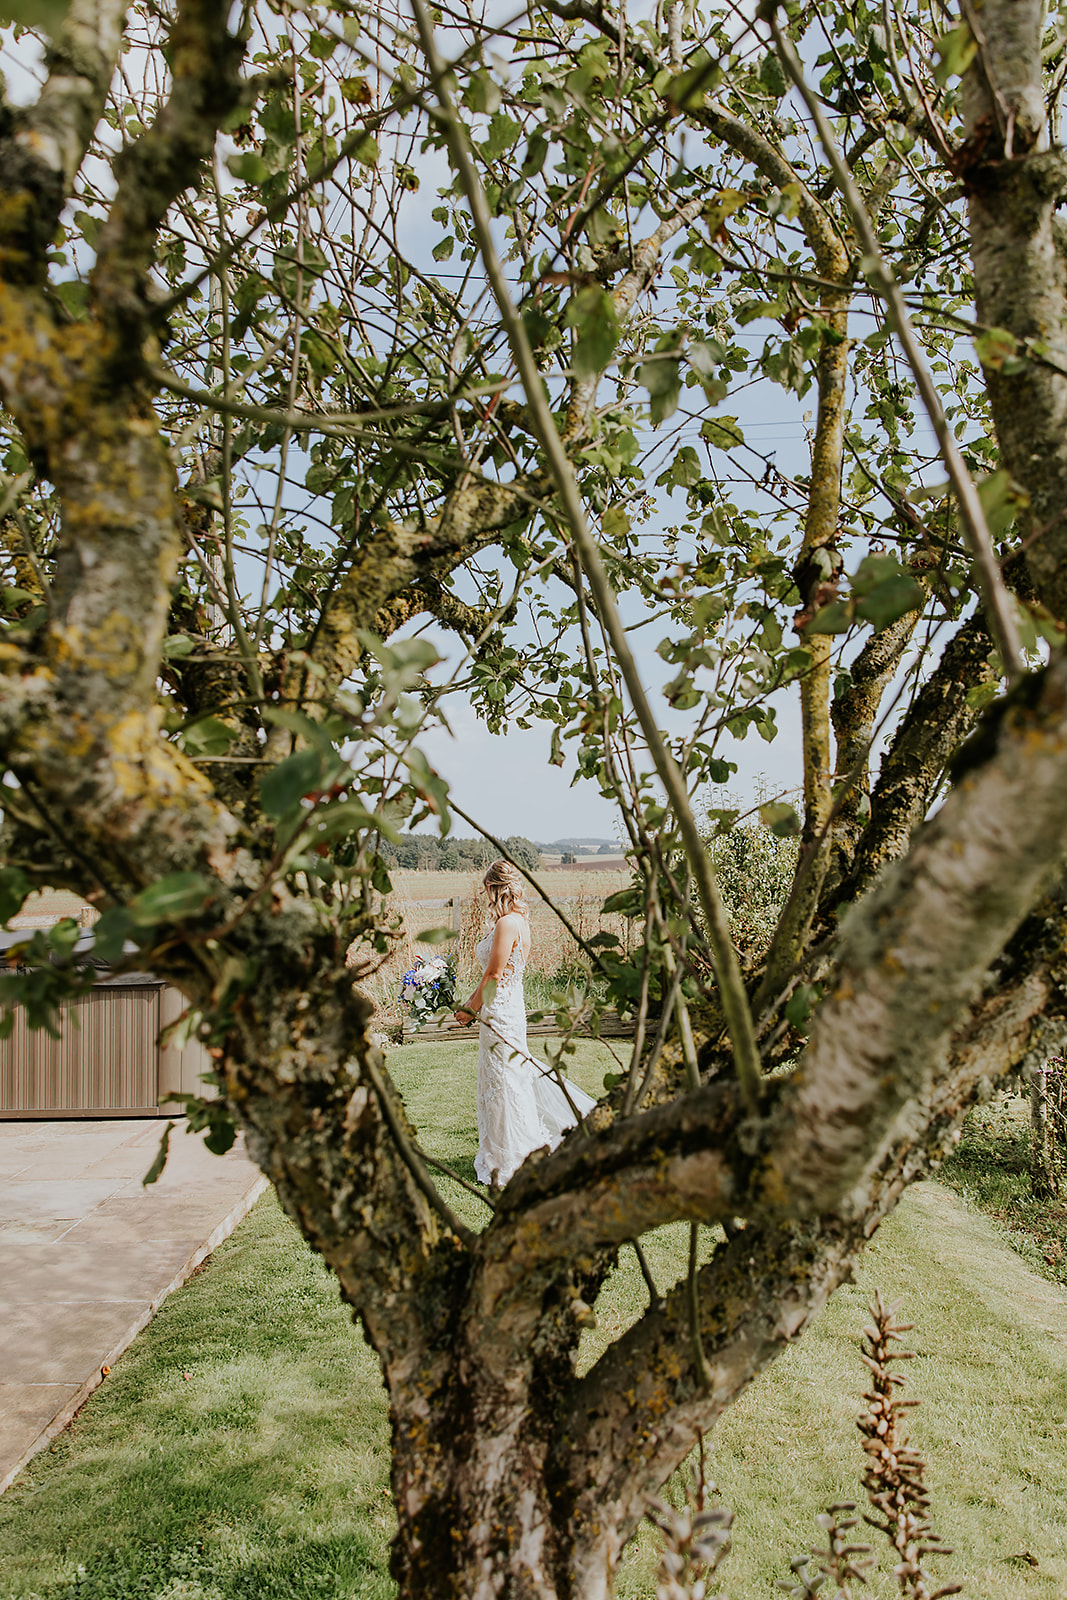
349 868 634 1023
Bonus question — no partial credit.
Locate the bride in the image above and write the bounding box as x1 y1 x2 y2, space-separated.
454 859 597 1186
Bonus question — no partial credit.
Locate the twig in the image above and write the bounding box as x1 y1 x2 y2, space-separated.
361 1050 475 1245
413 0 763 1117
418 1145 497 1211
764 4 1026 686
687 1222 715 1394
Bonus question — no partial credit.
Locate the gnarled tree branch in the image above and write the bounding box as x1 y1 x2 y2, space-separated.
1 0 126 274
93 0 248 327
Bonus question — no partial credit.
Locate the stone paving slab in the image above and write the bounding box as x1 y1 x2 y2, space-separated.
0 1118 268 1494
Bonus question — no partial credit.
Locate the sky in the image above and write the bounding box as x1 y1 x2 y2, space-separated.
0 10 951 846
412 675 806 842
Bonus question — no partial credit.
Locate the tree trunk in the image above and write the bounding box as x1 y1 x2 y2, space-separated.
1030 1060 1059 1199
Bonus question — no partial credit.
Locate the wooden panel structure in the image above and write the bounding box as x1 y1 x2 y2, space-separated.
158 986 216 1109
0 983 214 1120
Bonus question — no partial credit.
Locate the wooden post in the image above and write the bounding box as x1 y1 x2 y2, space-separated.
1031 1059 1059 1200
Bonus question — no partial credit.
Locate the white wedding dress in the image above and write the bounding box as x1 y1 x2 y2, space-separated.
474 927 597 1186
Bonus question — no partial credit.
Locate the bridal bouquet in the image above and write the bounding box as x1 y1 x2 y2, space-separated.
399 953 457 1029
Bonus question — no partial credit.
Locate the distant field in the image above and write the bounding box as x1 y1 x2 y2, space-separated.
387 867 630 903
352 866 633 1022
540 856 627 871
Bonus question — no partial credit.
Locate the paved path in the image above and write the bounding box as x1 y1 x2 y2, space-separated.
0 1118 268 1494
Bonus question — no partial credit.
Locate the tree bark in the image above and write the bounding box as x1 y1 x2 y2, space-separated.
7 6 1067 1597
962 0 1067 618
1030 1059 1059 1199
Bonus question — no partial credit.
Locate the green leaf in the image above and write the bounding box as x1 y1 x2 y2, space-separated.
0 866 31 927
758 51 788 98
182 1096 238 1159
755 709 778 743
91 907 134 965
700 416 744 449
261 705 342 755
602 888 643 916
226 152 270 185
260 748 325 820
736 297 782 326
308 30 336 58
339 76 372 105
637 355 681 424
403 748 452 835
416 926 455 944
973 327 1018 371
142 1121 175 1187
587 207 623 249
549 725 565 767
601 505 631 539
705 758 734 783
565 287 620 379
603 1071 624 1090
161 634 196 660
180 716 237 759
854 576 925 629
851 553 907 597
356 632 441 696
54 279 90 319
665 48 721 110
203 1115 237 1157
48 918 81 961
0 0 70 31
688 338 726 376
965 680 999 713
462 68 502 115
307 797 395 845
669 446 701 487
759 801 801 838
129 873 215 929
483 113 521 159
784 983 819 1031
804 600 854 635
977 469 1029 537
432 236 455 262
768 182 802 221
522 133 548 176
933 23 977 85
521 305 551 349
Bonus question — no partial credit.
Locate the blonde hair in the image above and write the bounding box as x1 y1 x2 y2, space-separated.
483 859 528 922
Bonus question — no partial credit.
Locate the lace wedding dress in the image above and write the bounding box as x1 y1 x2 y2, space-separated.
474 927 597 1186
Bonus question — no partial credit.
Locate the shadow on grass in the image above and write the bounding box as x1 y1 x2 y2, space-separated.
436 1151 480 1188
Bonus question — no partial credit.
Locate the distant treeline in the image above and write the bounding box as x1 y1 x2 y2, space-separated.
381 835 543 872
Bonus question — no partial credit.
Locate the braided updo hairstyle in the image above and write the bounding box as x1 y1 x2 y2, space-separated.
483 859 529 922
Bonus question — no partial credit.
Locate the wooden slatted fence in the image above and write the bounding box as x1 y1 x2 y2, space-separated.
399 1008 634 1044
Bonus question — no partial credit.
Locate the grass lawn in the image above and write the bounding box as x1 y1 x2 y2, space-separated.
2 1047 1066 1599
939 1091 1067 1289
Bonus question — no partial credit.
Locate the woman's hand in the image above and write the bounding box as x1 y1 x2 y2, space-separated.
454 1004 477 1026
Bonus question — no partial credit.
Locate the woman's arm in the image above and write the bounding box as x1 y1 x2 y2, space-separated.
454 915 520 1024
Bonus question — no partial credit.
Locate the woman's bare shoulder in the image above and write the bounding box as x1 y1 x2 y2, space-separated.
495 911 525 934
